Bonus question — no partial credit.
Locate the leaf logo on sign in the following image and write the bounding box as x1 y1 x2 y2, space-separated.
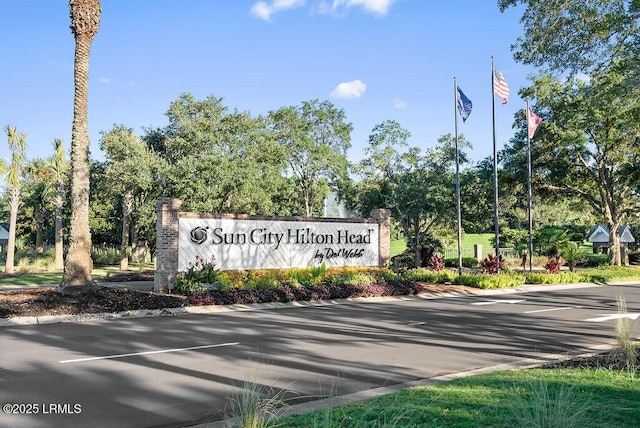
190 227 208 244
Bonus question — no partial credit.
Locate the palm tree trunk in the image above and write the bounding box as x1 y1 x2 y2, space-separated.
60 0 101 292
5 192 19 274
54 190 64 270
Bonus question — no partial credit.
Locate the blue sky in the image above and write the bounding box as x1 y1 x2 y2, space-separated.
2 0 534 165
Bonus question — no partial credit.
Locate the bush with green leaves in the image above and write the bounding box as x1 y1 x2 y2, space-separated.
453 272 526 289
526 272 587 284
174 255 224 295
444 257 478 268
403 268 456 284
390 252 414 270
243 270 281 289
578 253 609 267
561 242 583 272
91 246 121 266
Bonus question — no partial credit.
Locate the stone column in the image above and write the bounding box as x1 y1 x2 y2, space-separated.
474 244 483 262
154 198 182 292
370 208 391 267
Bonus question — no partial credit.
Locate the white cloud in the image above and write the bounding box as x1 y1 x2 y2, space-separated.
250 0 305 22
330 80 366 99
318 0 395 16
392 98 407 109
575 72 591 84
99 77 111 84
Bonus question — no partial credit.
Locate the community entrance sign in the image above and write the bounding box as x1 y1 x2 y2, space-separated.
154 198 390 292
179 218 379 271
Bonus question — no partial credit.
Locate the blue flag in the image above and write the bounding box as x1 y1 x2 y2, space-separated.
456 86 472 122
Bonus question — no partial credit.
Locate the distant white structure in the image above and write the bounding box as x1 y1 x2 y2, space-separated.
0 223 8 258
323 191 358 219
587 224 635 263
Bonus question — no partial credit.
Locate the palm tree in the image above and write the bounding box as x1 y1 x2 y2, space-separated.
23 159 54 255
60 0 101 292
3 126 28 275
52 139 69 271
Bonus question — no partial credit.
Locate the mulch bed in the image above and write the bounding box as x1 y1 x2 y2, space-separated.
0 287 187 318
0 278 479 319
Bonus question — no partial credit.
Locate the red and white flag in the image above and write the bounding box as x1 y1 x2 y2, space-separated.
527 106 543 139
493 66 510 104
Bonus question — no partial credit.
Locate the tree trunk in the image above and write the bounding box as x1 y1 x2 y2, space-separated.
54 190 64 270
35 206 44 255
413 218 421 268
120 192 133 271
608 222 622 266
5 191 19 274
60 0 101 293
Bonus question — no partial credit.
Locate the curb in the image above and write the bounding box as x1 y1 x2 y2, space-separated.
0 282 603 328
192 342 617 428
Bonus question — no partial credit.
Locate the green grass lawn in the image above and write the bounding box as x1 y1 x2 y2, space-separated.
273 368 640 427
390 239 407 258
0 266 145 288
391 234 494 258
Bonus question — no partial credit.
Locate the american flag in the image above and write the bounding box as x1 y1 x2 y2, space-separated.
493 66 510 104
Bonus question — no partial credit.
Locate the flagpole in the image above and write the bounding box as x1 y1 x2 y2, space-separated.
491 56 500 263
526 99 534 273
453 77 463 276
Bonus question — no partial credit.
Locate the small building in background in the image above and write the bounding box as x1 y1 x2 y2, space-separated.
587 224 635 263
0 223 8 258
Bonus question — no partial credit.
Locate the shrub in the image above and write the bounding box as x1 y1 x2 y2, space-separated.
480 253 503 274
578 254 609 267
91 246 121 266
544 256 562 274
452 272 525 289
402 268 456 284
243 270 280 289
390 252 415 270
526 272 586 284
323 267 380 286
427 253 444 271
561 243 583 272
444 257 478 269
174 255 224 295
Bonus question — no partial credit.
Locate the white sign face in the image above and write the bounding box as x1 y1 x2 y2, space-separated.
178 218 379 271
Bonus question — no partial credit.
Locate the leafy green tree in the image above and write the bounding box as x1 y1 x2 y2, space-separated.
521 72 640 265
156 93 288 215
459 158 495 233
357 124 466 267
269 99 353 216
499 0 640 76
500 0 640 265
23 159 55 255
88 160 118 247
3 126 28 274
99 125 156 270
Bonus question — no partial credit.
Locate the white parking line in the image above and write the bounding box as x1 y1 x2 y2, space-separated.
60 342 240 364
524 306 582 314
586 313 640 322
471 299 525 306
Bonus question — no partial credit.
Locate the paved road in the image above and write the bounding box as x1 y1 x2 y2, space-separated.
1 282 639 427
